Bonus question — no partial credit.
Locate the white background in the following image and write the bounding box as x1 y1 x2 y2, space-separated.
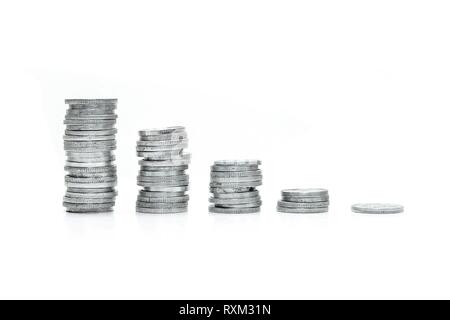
0 0 449 299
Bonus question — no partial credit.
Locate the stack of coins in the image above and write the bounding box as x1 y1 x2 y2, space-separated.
209 160 263 214
63 99 118 213
277 188 329 213
351 203 404 214
136 126 190 214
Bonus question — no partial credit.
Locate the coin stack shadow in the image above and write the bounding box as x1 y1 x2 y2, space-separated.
136 126 190 214
63 99 118 213
209 160 263 214
277 188 329 213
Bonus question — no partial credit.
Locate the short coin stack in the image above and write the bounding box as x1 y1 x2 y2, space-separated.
136 126 190 214
277 188 329 213
63 99 118 213
351 203 404 214
209 160 263 214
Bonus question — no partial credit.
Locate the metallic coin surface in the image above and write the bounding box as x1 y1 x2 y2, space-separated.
139 190 186 198
214 160 261 166
281 188 329 197
351 203 404 214
138 195 189 203
65 129 117 136
143 186 189 192
277 206 329 214
208 206 260 214
136 207 188 214
211 165 259 172
139 126 185 136
277 200 329 208
212 191 260 199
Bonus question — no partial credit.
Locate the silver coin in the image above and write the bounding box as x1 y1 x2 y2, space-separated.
282 195 329 203
277 200 329 208
137 175 189 183
210 177 263 183
140 165 189 171
208 206 260 214
136 207 187 214
351 203 404 214
67 103 116 110
66 151 113 157
210 187 255 193
65 147 116 153
66 124 116 131
64 197 115 204
214 160 261 166
143 186 189 192
65 191 117 198
65 166 116 173
139 154 191 167
210 170 262 178
137 140 188 147
65 99 118 105
137 151 184 160
138 180 189 188
66 181 117 188
65 114 117 120
64 135 116 141
139 170 185 177
66 209 114 214
139 126 185 136
139 190 186 198
65 161 114 168
277 206 328 214
63 202 114 209
212 190 259 199
209 196 261 205
67 172 116 179
211 165 259 172
64 141 116 147
136 145 187 152
215 201 262 209
67 157 116 163
210 180 262 188
136 201 188 209
65 176 117 183
65 129 117 136
139 132 188 142
67 187 115 193
64 119 116 125
281 188 329 197
138 195 189 203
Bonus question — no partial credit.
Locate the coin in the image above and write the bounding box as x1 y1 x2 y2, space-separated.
281 188 329 197
214 160 262 166
210 170 262 178
277 207 329 214
143 186 189 192
139 126 185 136
212 190 260 199
65 98 118 105
209 180 262 188
65 129 117 136
136 207 188 214
209 197 261 205
277 200 329 208
351 203 404 214
67 187 115 193
208 206 260 214
65 191 117 199
63 197 115 204
211 165 260 172
136 201 188 209
139 190 186 198
281 195 329 203
138 195 189 203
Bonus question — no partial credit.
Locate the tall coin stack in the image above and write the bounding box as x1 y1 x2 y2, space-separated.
277 188 329 213
136 126 190 214
63 99 118 213
209 160 263 214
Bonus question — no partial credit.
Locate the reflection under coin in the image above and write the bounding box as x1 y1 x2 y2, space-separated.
136 212 188 232
64 211 115 234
